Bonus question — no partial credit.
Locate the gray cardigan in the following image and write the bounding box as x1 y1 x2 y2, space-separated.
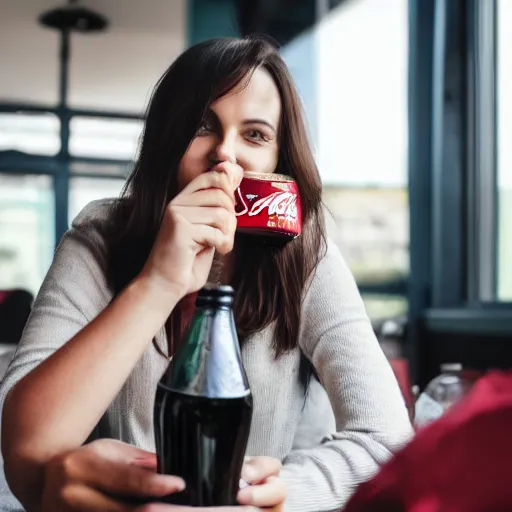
0 200 412 511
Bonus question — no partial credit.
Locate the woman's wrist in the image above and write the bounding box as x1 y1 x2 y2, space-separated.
129 272 183 319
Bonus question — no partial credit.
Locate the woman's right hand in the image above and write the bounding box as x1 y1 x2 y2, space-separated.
41 439 259 512
41 439 184 511
140 161 243 301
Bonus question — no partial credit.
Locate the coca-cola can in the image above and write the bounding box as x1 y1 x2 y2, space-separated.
234 171 302 242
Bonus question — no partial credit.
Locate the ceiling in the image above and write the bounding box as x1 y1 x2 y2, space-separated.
1 0 185 34
0 0 187 112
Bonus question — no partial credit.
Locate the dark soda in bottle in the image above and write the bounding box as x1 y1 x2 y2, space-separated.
154 284 253 506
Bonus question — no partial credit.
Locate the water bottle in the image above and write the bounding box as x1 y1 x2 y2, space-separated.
414 363 473 428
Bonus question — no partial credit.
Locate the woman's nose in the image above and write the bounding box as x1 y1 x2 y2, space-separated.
209 135 236 165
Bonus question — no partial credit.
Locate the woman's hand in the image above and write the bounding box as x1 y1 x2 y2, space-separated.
140 161 243 301
40 439 183 511
41 439 261 512
238 457 287 511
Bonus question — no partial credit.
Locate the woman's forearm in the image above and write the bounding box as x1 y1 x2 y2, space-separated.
2 274 177 472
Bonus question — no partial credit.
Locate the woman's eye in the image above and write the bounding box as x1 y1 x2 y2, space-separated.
197 122 213 135
246 129 267 142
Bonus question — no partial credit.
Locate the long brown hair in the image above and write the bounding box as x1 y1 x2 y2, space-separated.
106 37 326 357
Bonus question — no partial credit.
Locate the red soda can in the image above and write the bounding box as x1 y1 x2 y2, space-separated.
234 171 302 242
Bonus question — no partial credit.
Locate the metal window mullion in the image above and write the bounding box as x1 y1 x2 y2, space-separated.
0 103 144 121
466 0 498 303
70 172 129 181
0 153 61 175
430 0 448 307
407 0 436 385
430 0 466 308
358 279 408 296
315 0 329 21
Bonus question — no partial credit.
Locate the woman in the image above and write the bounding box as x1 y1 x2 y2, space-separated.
0 37 412 511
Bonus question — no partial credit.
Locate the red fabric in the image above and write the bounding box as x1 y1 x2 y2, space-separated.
165 293 198 356
344 371 512 512
179 292 199 334
0 290 12 305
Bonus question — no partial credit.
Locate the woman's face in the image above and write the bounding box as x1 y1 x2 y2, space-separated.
178 67 281 190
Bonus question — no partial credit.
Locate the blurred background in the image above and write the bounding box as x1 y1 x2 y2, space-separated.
0 0 510 388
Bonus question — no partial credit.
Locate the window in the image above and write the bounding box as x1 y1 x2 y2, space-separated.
69 177 126 226
0 113 60 156
69 117 143 161
324 187 408 287
362 294 408 321
285 0 409 318
0 174 55 295
315 0 408 189
498 0 512 300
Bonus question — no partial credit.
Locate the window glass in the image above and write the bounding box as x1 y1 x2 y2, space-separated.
69 177 126 226
324 187 408 286
287 0 409 291
316 0 408 188
0 174 55 296
362 294 408 321
0 113 60 156
498 0 512 300
69 117 143 161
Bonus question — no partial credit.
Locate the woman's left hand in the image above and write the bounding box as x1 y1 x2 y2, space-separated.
237 457 287 511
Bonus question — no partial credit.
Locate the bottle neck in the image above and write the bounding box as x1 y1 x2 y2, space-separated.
160 303 250 399
179 304 235 360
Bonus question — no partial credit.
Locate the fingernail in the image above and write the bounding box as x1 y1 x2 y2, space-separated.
241 465 258 483
237 486 253 505
152 474 186 491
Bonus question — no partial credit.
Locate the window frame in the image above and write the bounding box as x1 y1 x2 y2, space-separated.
0 106 138 245
0 170 56 295
409 0 512 387
466 0 498 304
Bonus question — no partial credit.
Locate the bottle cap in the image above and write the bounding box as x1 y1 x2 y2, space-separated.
440 363 463 372
380 318 405 339
196 284 234 307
